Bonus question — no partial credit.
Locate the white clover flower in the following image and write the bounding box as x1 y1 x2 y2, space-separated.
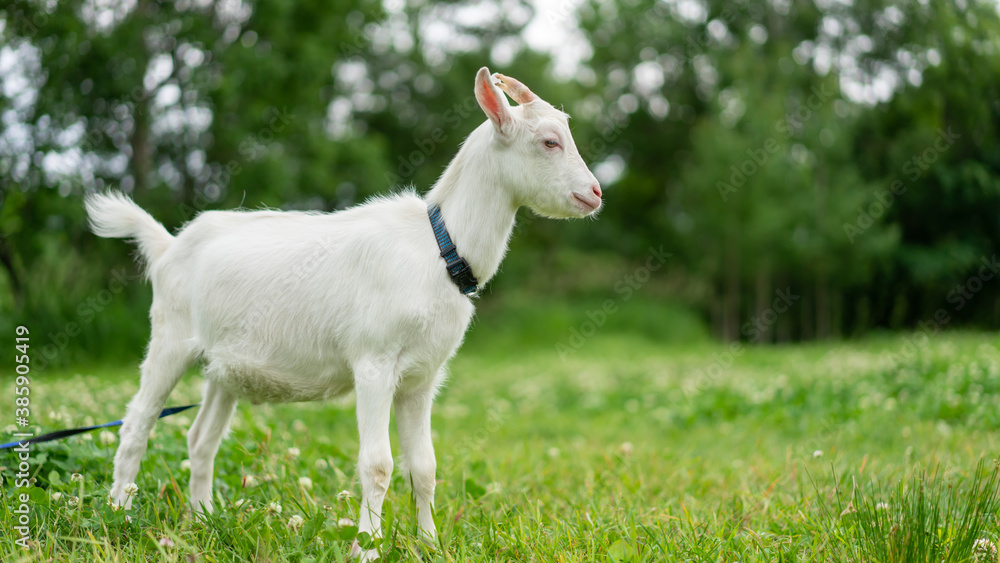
82 433 93 441
337 490 351 500
974 538 998 563
2 424 17 434
267 502 283 515
235 498 248 508
286 447 300 459
619 442 634 457
124 483 139 497
337 517 355 528
50 492 63 502
99 430 117 446
180 459 191 472
315 458 329 470
287 514 305 532
242 475 258 488
71 473 84 483
875 502 890 510
547 447 560 458
159 537 175 548
298 476 313 490
813 450 823 458
68 496 80 508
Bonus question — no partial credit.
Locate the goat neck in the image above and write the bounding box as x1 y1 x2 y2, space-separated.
425 128 519 287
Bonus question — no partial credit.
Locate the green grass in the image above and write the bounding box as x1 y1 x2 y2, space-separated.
3 329 1000 562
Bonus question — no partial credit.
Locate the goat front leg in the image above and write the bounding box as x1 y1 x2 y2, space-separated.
395 383 438 545
350 359 395 562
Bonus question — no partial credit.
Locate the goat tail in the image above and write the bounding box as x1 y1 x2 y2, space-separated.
84 191 174 265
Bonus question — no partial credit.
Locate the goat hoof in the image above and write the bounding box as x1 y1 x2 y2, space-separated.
417 531 437 550
350 539 380 561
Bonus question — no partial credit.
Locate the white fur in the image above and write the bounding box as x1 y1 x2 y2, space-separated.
85 67 599 560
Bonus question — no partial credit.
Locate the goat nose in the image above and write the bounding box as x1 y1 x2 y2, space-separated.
592 184 602 198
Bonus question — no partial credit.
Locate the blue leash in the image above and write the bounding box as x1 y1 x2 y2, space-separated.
0 404 200 450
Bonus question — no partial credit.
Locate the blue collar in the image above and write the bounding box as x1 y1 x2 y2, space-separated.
427 204 479 297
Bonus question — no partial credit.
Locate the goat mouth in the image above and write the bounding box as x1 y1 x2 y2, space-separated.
571 192 600 212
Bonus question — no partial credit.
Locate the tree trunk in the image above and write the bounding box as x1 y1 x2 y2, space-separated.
755 268 771 343
816 272 830 340
831 289 842 338
129 0 153 194
776 273 792 343
814 163 829 339
130 90 152 193
800 285 814 341
723 228 740 342
0 233 23 307
712 282 724 340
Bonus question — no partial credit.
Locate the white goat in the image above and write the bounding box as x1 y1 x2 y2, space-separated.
85 67 601 559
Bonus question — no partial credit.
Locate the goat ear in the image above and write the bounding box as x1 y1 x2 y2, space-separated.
474 67 512 134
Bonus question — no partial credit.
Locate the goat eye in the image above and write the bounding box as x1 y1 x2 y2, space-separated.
544 139 559 148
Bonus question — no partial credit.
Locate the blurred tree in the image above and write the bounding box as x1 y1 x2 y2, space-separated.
2 0 999 368
572 0 999 339
845 0 1000 328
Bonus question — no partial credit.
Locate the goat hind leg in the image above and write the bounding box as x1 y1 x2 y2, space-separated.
110 336 193 509
187 380 238 514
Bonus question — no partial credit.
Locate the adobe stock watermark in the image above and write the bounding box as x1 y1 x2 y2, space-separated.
882 254 997 367
450 400 510 461
843 127 960 243
802 415 842 461
34 268 140 372
383 96 481 186
338 7 390 58
684 287 800 396
555 246 672 360
672 1 765 59
179 106 295 219
579 111 630 164
5 8 50 38
12 325 33 549
740 288 800 342
718 84 834 201
233 237 336 342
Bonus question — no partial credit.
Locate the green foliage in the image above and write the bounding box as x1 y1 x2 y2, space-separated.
830 460 1000 563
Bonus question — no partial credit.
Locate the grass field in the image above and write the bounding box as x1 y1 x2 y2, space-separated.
3 328 1000 562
